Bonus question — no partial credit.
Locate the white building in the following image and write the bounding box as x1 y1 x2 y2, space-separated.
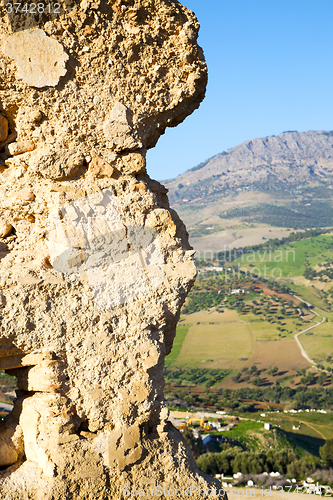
202 435 214 446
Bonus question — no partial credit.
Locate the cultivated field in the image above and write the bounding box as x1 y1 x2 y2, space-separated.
172 311 254 370
166 232 333 394
301 322 333 363
166 325 189 364
248 339 309 373
168 307 310 386
248 411 333 441
190 226 294 257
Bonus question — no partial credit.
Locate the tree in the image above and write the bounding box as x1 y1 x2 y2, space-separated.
232 372 242 383
237 302 245 314
251 375 261 386
320 439 333 466
317 372 326 386
182 428 204 459
304 267 317 280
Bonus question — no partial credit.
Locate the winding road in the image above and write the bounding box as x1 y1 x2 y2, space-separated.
293 294 326 367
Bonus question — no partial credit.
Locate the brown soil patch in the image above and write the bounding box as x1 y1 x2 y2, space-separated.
249 338 309 372
253 282 301 305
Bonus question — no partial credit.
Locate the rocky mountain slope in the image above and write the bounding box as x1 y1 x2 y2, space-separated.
165 130 333 205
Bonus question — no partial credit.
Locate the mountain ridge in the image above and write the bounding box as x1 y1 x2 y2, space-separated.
164 130 333 205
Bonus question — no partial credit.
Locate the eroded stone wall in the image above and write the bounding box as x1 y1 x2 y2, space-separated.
0 1 224 498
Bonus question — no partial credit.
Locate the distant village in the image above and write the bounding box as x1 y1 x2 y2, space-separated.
170 409 331 492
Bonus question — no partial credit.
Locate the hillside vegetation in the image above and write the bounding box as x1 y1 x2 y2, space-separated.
165 232 333 416
163 139 333 481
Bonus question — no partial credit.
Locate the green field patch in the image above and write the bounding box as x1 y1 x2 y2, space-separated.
248 319 294 340
233 234 333 281
300 322 333 363
281 430 325 456
288 283 329 310
220 419 263 437
268 415 330 454
252 411 333 441
165 326 190 365
172 312 255 369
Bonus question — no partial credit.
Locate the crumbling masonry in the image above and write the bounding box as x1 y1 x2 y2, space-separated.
0 1 224 498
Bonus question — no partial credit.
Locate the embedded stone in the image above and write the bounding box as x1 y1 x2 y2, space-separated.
31 150 85 180
0 220 13 238
117 151 146 175
16 189 35 202
103 102 142 152
89 150 119 178
2 29 69 88
29 110 43 123
6 140 35 156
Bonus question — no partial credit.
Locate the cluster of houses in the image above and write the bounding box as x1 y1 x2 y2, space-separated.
230 289 247 295
197 266 224 275
262 408 329 414
283 408 328 414
216 473 330 495
191 420 235 442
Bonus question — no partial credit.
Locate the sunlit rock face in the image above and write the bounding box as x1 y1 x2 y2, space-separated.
0 1 224 498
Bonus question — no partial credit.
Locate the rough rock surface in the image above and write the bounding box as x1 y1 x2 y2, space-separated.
2 29 69 88
0 1 222 499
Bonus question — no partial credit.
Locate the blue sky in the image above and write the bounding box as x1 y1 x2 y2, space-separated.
146 0 333 181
